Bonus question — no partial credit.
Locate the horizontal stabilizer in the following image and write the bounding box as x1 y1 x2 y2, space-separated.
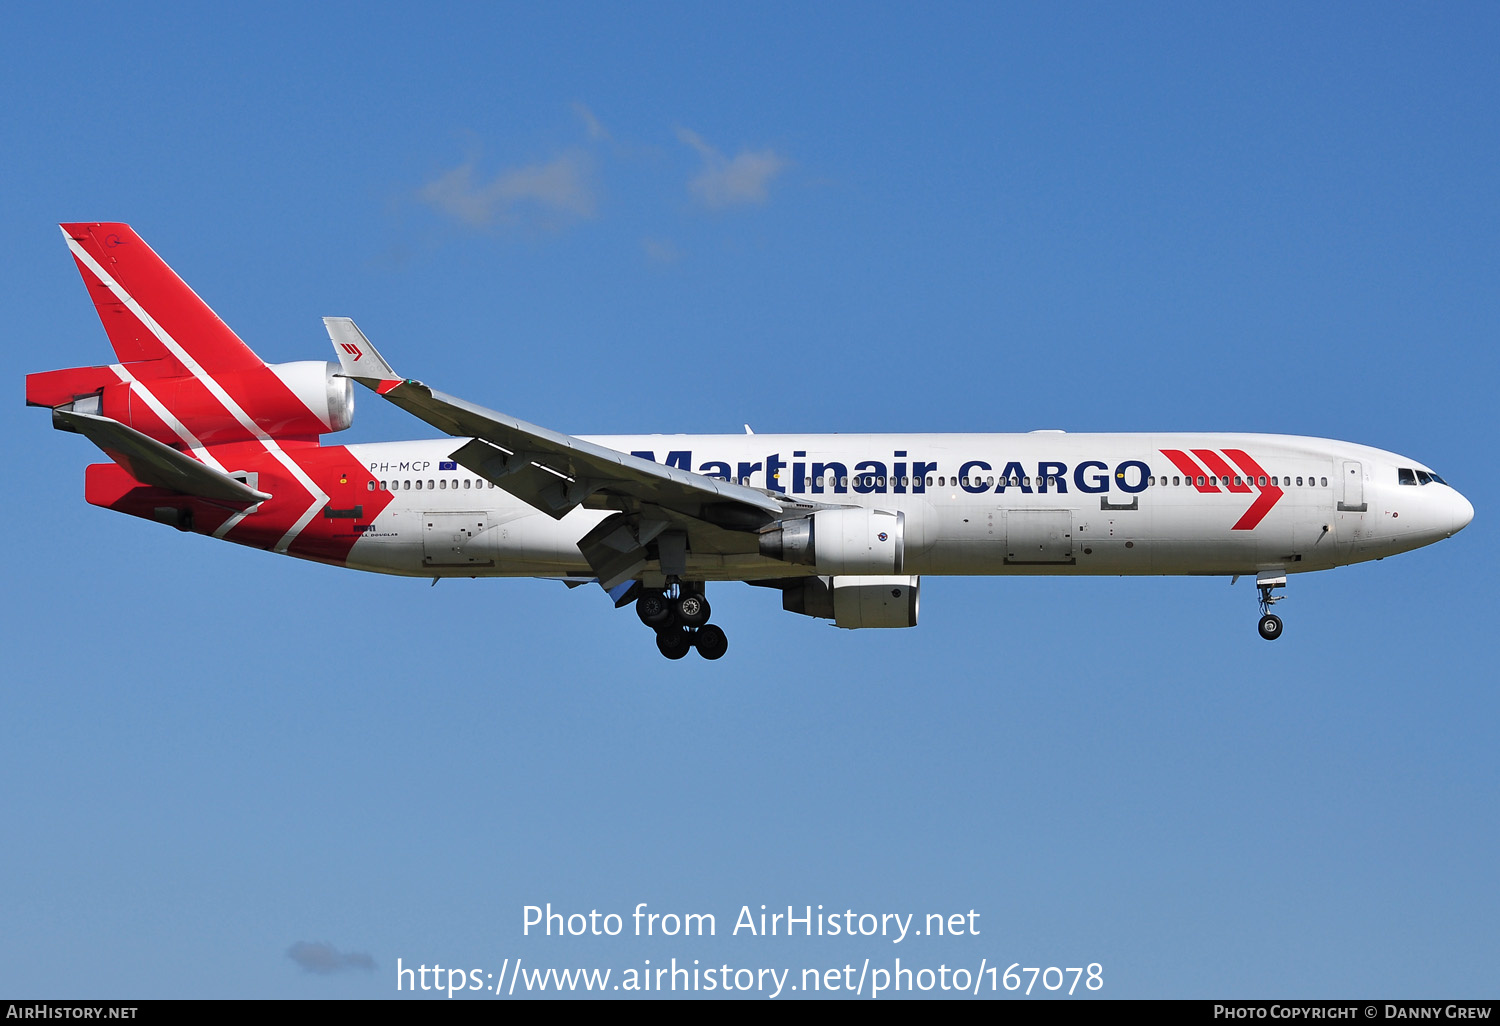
53 409 271 504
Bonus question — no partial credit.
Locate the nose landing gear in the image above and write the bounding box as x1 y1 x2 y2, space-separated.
637 582 728 660
1255 569 1287 641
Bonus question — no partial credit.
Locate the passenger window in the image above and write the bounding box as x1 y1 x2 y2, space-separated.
1320 477 1327 487
1258 476 1266 486
464 479 471 489
439 479 447 489
1196 476 1205 486
403 480 411 490
366 481 374 491
416 479 423 489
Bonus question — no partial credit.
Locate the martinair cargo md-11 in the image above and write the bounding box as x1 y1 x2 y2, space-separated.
29 223 1474 660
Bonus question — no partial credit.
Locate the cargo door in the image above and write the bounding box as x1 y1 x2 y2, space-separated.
423 512 494 567
1004 509 1074 564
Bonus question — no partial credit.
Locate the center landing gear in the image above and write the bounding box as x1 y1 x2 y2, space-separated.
637 583 727 660
1255 570 1287 641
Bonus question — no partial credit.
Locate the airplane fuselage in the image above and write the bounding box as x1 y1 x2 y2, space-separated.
39 222 1473 655
91 430 1469 584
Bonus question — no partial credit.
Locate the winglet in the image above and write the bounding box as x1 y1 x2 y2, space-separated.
324 317 403 392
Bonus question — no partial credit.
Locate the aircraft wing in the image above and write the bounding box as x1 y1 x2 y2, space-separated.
53 409 272 505
324 318 787 528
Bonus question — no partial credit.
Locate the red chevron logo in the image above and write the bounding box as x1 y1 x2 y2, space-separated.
1158 449 1284 530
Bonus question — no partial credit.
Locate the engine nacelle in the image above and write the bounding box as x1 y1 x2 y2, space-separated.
84 360 354 446
782 575 920 629
759 508 905 574
267 360 356 435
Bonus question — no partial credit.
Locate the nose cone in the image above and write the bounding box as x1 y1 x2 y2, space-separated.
1451 490 1475 535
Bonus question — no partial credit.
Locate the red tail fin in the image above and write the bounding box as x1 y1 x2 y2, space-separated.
60 222 265 377
32 223 353 448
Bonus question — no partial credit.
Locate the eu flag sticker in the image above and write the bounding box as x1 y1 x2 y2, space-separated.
439 461 458 471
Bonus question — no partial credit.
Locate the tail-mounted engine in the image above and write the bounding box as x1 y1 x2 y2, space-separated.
758 508 904 575
27 360 354 446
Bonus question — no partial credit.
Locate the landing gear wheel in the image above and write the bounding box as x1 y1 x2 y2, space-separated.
675 594 711 627
636 590 672 628
694 624 728 660
656 629 691 660
1258 614 1283 641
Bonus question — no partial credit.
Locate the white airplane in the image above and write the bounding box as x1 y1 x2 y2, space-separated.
30 223 1473 659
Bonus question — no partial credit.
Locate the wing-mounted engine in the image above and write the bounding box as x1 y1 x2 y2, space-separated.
779 574 921 629
758 508 905 574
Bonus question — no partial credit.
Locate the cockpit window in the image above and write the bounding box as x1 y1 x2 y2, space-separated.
1398 468 1417 485
1416 470 1433 485
1428 471 1447 485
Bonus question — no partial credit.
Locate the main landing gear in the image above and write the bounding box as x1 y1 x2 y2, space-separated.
1255 570 1287 641
636 582 728 660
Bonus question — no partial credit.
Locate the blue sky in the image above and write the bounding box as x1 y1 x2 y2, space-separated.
2 2 1496 999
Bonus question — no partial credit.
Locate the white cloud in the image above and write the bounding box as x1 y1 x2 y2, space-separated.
573 102 608 141
642 236 681 264
677 128 789 208
287 941 376 975
418 151 596 227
